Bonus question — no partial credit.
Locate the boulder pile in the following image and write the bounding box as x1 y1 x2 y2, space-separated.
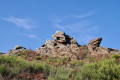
36 31 81 60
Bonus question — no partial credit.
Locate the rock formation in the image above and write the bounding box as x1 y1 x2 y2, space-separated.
37 31 120 59
88 38 120 55
14 45 26 50
36 31 80 60
6 45 26 55
4 31 120 58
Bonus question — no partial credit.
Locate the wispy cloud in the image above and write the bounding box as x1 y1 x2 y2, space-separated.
71 13 94 18
62 12 95 19
19 33 41 41
55 21 99 44
53 13 94 23
27 34 40 40
55 24 65 30
2 17 35 30
53 12 100 44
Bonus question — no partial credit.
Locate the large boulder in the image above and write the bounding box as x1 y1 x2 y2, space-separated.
36 31 80 60
14 45 26 50
88 37 102 49
52 31 66 43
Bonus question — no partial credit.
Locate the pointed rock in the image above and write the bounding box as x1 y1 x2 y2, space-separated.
88 38 109 55
88 38 120 55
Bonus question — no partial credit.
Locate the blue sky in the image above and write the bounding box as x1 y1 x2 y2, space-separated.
0 0 120 53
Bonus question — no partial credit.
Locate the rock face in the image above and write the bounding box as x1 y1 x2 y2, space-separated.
88 38 120 55
36 31 80 60
6 45 26 55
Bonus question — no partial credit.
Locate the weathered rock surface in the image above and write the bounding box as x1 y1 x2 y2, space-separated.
6 45 26 56
52 31 66 43
88 38 120 55
37 31 120 59
14 45 26 50
36 31 80 60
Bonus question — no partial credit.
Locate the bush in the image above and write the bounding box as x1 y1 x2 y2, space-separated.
18 51 26 56
36 56 41 60
1 53 120 80
0 55 49 78
81 58 120 80
16 57 29 70
48 65 69 80
0 64 8 75
29 61 47 73
111 54 120 59
87 54 97 62
70 60 84 67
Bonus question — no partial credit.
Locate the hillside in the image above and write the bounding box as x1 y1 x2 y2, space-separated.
0 31 120 80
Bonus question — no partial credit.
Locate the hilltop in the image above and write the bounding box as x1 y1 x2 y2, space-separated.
0 31 120 80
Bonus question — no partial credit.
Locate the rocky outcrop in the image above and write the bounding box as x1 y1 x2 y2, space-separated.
6 45 26 56
36 31 80 60
14 45 26 50
1 31 120 59
88 38 120 55
37 31 120 59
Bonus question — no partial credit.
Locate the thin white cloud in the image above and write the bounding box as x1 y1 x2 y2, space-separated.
71 13 94 18
27 34 41 41
19 33 41 41
62 12 95 19
2 17 35 30
55 24 65 30
53 13 94 24
57 21 100 44
53 12 100 44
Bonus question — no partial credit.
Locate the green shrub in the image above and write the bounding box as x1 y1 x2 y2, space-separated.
70 60 84 67
48 65 69 80
36 56 41 60
0 56 5 64
81 58 120 80
8 67 20 76
61 57 68 61
16 57 29 70
33 62 47 73
1 53 120 80
111 54 120 59
87 54 97 62
74 72 82 80
0 64 8 75
18 50 27 56
0 55 49 77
